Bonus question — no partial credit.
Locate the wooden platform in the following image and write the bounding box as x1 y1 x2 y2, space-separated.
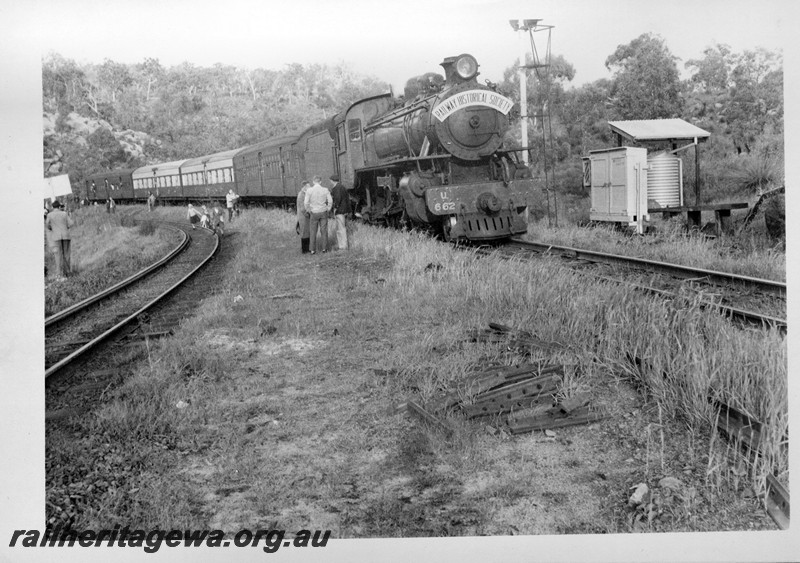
648 203 749 235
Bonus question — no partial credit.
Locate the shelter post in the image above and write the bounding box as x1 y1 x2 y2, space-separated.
695 141 701 205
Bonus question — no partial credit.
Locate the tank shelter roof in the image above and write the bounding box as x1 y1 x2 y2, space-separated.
607 119 710 144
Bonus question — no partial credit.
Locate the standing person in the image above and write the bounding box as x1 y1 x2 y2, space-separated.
296 181 311 253
147 192 156 211
304 175 332 254
187 203 201 230
200 205 210 228
226 189 239 223
108 197 116 214
329 174 351 251
211 204 225 235
45 200 74 280
105 198 111 213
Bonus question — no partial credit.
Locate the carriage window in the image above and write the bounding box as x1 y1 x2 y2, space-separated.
348 119 362 142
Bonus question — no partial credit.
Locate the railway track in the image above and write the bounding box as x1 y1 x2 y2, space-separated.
495 238 787 333
471 240 789 527
45 222 219 379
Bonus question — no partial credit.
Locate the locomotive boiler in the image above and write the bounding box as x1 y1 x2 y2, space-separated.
352 53 533 241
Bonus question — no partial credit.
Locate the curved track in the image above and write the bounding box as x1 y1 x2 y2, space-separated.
45 223 219 379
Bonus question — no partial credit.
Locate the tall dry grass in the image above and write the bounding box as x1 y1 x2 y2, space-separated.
89 207 786 522
351 219 787 493
524 221 785 281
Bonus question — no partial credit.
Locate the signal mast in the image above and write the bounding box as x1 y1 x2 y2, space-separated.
510 19 557 225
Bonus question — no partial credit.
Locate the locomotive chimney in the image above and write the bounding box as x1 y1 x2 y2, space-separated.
440 56 459 84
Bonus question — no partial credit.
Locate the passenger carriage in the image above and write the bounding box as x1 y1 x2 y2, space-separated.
180 148 240 201
132 159 188 202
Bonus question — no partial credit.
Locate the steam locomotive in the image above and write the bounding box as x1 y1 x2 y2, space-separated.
84 54 535 241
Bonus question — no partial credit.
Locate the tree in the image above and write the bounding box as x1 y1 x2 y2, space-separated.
604 33 682 119
97 59 132 103
685 44 732 92
42 53 89 117
135 58 165 102
559 78 615 156
725 48 783 154
684 44 783 155
42 55 391 185
499 51 577 171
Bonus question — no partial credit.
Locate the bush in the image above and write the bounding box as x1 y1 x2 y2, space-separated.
138 221 156 236
690 132 784 203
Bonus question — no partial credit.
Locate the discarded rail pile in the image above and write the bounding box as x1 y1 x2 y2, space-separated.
711 397 790 529
627 352 790 529
466 321 565 355
397 323 607 435
441 361 605 434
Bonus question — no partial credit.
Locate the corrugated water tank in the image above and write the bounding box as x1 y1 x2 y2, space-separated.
647 151 682 208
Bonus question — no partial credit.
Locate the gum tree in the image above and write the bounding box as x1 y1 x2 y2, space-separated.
604 33 682 119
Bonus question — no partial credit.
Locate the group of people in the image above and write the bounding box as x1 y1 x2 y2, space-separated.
187 203 226 235
44 176 351 281
296 174 351 254
185 188 240 234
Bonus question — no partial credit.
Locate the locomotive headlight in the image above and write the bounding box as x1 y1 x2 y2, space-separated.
455 54 479 80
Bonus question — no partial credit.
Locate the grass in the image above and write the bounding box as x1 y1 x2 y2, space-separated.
49 206 786 536
523 219 785 281
44 205 182 315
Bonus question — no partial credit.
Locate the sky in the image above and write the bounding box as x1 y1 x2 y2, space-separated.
15 0 793 92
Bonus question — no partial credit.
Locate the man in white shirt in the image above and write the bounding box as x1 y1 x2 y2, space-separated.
303 175 332 254
226 189 239 222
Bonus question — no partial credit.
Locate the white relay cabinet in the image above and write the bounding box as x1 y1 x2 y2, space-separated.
588 147 649 233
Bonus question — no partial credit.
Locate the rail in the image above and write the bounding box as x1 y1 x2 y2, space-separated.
509 238 786 298
46 224 189 328
45 224 218 379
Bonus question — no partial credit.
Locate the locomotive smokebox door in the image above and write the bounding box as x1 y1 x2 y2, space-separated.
432 83 512 160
